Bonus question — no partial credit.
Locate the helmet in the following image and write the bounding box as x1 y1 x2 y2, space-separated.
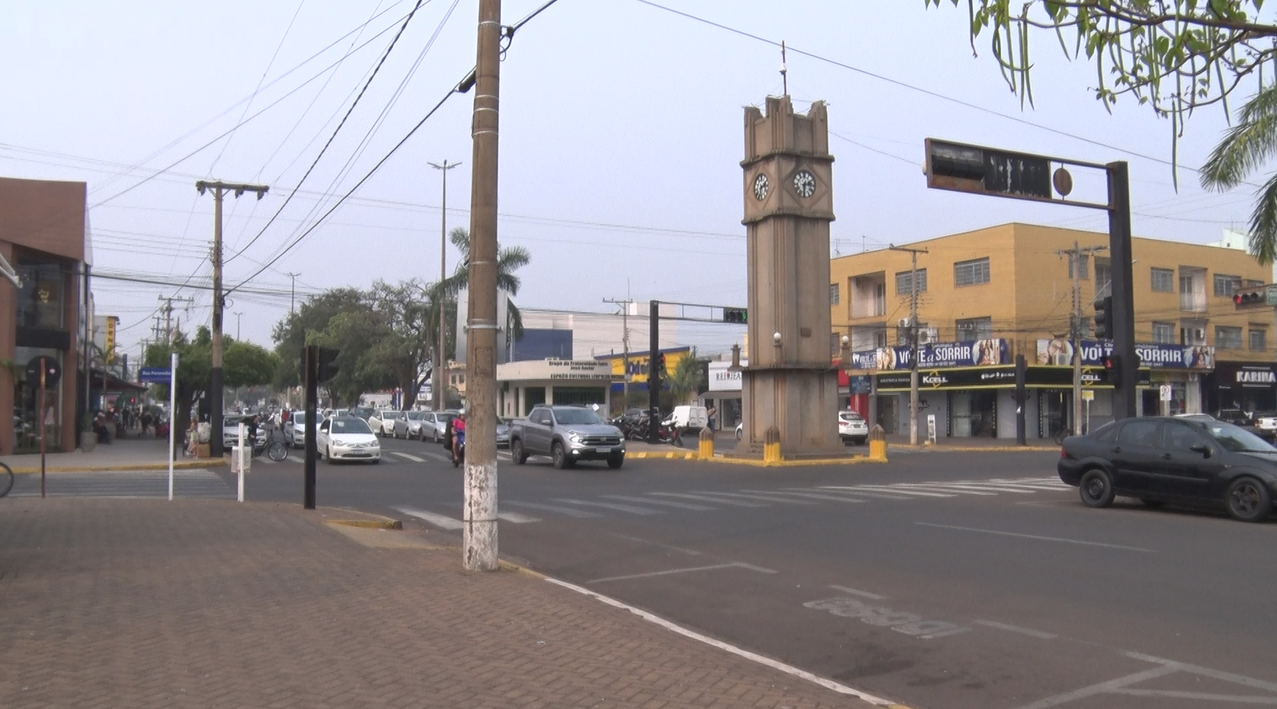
458 408 466 416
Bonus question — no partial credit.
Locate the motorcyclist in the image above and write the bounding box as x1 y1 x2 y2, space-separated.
452 409 466 464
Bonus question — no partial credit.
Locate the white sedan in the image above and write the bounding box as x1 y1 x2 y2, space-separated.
367 409 396 436
317 416 381 464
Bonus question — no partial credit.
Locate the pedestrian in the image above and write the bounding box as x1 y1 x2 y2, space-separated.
451 410 467 464
706 404 717 431
140 410 153 435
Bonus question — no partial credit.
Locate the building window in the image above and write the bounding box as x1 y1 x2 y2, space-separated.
895 269 928 295
1216 326 1243 349
1214 274 1242 297
16 262 67 330
955 317 993 341
1244 278 1265 288
1067 254 1089 280
1152 322 1175 344
1151 268 1174 293
1094 259 1111 299
954 258 990 287
829 283 840 305
1251 328 1267 351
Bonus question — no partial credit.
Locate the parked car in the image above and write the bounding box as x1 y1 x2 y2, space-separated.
1057 416 1277 522
509 405 626 469
393 410 428 440
284 411 310 448
367 409 396 436
495 417 511 448
427 411 458 444
222 414 247 449
839 411 869 445
664 405 707 430
1254 411 1277 441
735 422 743 440
317 416 381 464
1215 408 1254 427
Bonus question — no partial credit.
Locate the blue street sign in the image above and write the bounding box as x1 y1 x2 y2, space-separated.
139 367 172 383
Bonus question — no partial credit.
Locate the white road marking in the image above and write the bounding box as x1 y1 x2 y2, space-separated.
547 578 898 706
603 495 713 511
649 492 765 507
423 451 452 463
553 498 663 515
495 511 540 523
973 619 1057 639
392 452 425 463
504 500 602 518
824 485 953 498
1011 664 1181 709
589 561 778 584
287 455 304 464
741 490 865 503
916 522 1156 553
891 483 998 496
829 585 886 600
788 487 909 500
609 533 703 556
694 491 815 505
393 506 463 530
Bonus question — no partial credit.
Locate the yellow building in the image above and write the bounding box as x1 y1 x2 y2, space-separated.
830 223 1275 438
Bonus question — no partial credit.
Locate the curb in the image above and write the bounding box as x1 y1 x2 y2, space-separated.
706 455 887 468
324 519 404 531
889 444 1058 452
6 459 222 474
628 451 699 460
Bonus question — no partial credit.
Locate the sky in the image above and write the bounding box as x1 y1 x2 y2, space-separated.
2 1 1267 362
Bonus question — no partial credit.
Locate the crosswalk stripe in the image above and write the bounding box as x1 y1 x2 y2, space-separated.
649 492 765 507
496 511 540 523
891 484 998 496
393 506 464 530
287 454 304 464
602 495 713 511
553 498 664 515
504 501 602 518
821 485 954 498
392 452 425 463
938 482 1043 493
786 487 910 500
695 491 815 505
743 489 865 503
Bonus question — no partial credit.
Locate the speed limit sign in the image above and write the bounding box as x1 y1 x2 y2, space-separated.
1159 384 1173 402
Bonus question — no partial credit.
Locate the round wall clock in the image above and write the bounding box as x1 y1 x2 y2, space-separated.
793 170 816 198
752 173 769 201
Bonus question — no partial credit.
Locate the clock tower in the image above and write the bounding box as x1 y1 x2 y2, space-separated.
739 95 843 457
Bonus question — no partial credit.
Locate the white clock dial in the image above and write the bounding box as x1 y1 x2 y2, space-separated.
793 170 816 198
752 173 769 201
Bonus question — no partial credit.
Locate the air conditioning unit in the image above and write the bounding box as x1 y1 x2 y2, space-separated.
917 328 939 345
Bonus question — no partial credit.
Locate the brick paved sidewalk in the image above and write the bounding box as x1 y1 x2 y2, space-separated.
0 499 892 708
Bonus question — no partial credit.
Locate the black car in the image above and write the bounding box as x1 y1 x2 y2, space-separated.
1057 416 1277 522
1215 408 1253 427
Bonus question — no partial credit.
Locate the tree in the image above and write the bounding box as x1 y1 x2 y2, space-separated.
145 326 277 439
434 227 531 341
929 2 1277 260
365 279 440 411
665 349 704 405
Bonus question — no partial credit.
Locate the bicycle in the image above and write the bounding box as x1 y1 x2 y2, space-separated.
251 432 289 462
0 459 12 497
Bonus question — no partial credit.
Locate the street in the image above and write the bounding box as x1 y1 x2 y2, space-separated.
19 437 1277 709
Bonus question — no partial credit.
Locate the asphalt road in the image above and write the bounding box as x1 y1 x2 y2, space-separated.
41 433 1277 709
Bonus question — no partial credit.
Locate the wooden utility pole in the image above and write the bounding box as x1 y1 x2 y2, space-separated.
1059 242 1107 436
462 0 501 572
196 180 268 457
604 297 633 408
889 244 927 445
429 159 462 412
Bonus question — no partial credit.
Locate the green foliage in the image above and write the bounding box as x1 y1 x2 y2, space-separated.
665 349 705 405
433 227 530 341
143 326 277 437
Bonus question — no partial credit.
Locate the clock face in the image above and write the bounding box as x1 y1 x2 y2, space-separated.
793 169 816 198
752 173 769 201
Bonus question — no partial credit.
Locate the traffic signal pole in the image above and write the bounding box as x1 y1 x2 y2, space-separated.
648 300 660 444
1107 162 1137 419
303 345 316 510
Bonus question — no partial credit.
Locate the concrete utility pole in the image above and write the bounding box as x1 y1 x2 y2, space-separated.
1059 242 1107 435
157 295 193 344
234 311 243 341
429 159 462 413
889 244 927 445
285 272 300 315
462 0 501 572
604 297 633 408
196 180 268 457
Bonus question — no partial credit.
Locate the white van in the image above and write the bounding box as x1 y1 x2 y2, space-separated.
664 405 708 430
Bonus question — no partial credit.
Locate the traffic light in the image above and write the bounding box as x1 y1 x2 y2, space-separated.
723 307 748 324
1102 353 1122 388
1234 288 1266 308
656 353 667 376
317 347 340 383
1093 296 1114 340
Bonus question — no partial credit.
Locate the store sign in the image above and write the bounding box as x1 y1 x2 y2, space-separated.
1231 364 1277 389
875 365 1150 392
707 360 747 392
1035 339 1214 370
851 339 1008 371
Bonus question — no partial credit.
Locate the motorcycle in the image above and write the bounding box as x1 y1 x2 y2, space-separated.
451 433 466 468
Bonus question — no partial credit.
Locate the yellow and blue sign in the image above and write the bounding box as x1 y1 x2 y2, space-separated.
595 347 691 387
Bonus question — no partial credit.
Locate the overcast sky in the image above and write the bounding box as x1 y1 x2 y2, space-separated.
2 1 1263 361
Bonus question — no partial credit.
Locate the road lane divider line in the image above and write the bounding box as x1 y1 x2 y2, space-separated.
495 511 540 523
973 619 1057 639
546 577 903 707
743 490 865 503
392 506 464 530
691 490 815 505
792 487 909 500
916 522 1156 552
823 485 953 498
829 585 887 600
588 561 776 584
287 455 304 463
649 492 765 507
504 500 602 518
889 484 998 496
609 533 703 556
392 452 425 462
602 495 713 511
553 498 665 515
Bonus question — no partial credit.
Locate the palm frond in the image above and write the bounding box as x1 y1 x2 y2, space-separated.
1248 172 1277 266
1201 83 1277 191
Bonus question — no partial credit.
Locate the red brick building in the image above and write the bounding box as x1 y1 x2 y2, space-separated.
0 177 88 453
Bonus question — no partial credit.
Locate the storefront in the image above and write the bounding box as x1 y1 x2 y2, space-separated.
496 359 622 419
703 360 744 431
1207 361 1277 414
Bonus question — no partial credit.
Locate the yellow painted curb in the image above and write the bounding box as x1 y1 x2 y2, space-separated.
629 451 697 460
324 519 403 531
6 460 217 474
705 455 888 468
891 445 1057 453
498 559 546 579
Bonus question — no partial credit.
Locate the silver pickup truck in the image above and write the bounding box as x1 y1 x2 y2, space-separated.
509 405 626 469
